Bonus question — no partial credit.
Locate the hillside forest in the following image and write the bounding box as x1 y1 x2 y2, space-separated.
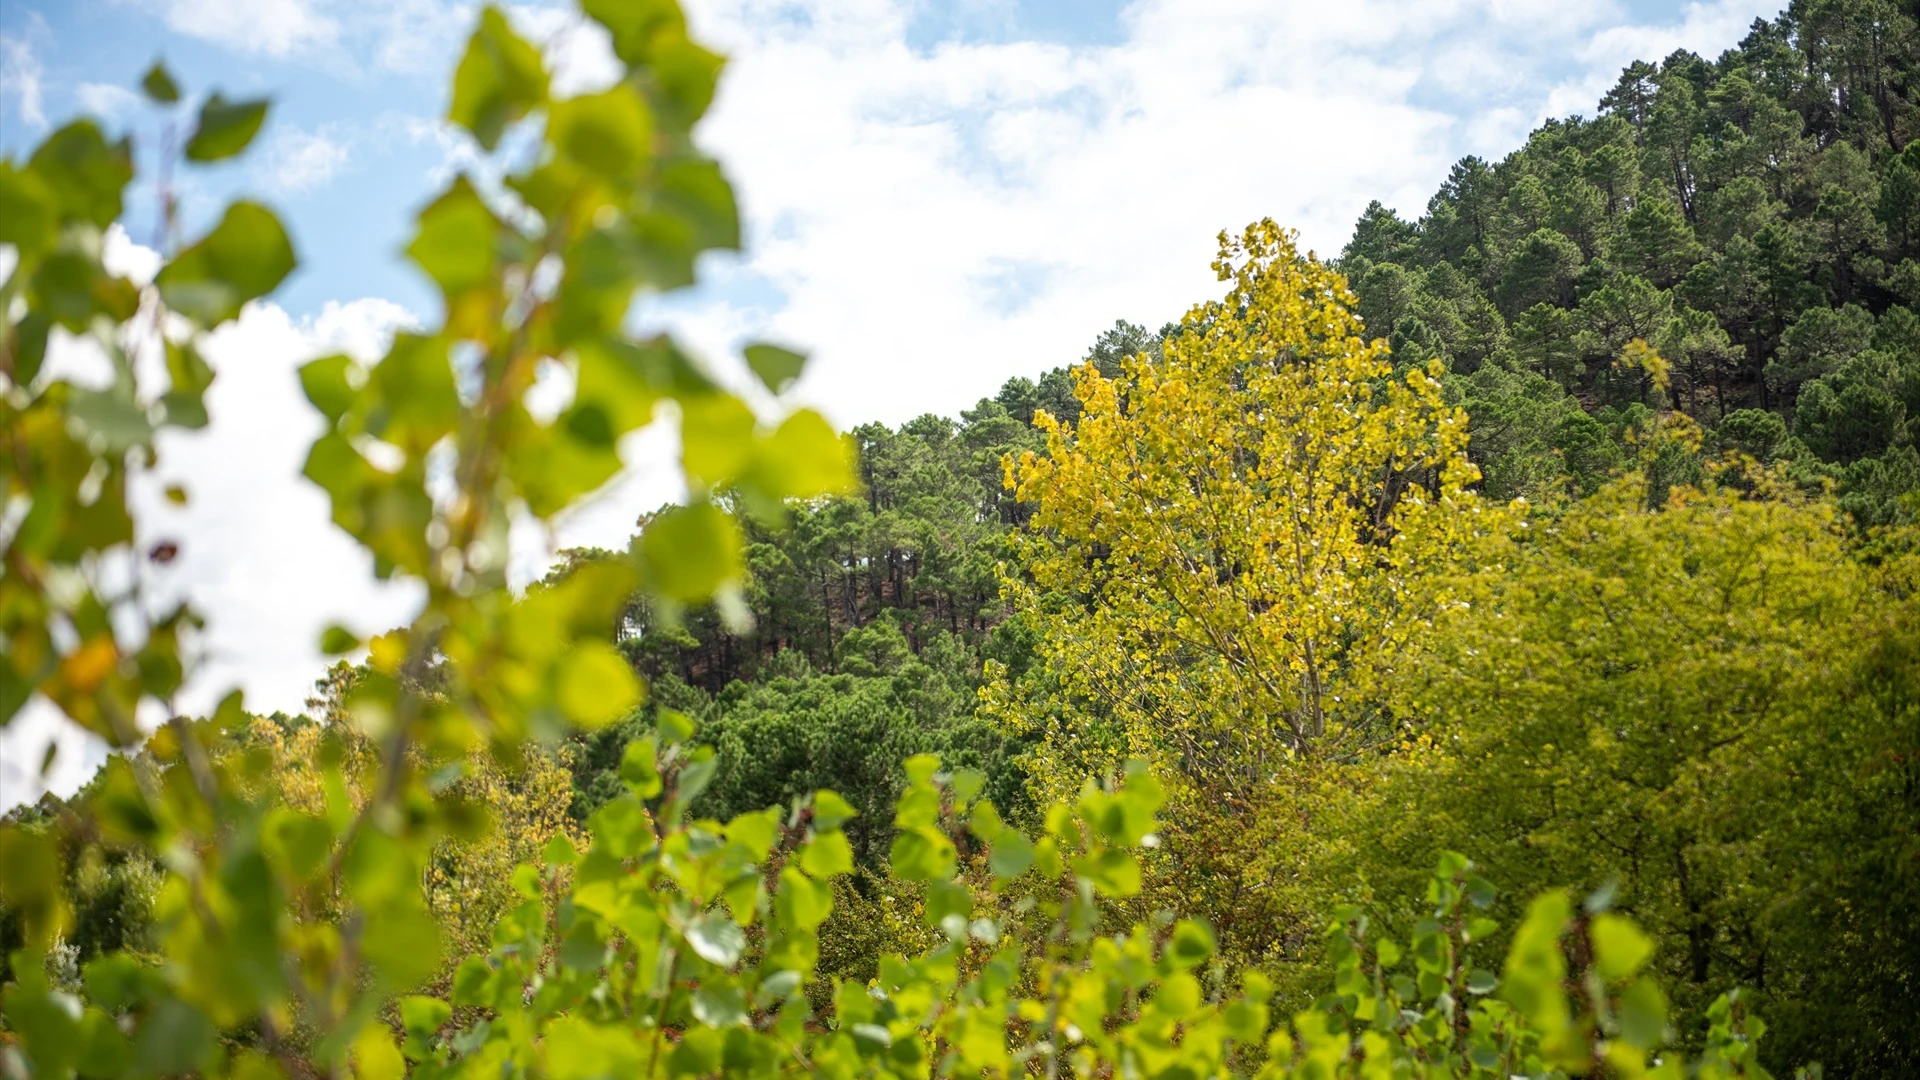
2 1 1918 1078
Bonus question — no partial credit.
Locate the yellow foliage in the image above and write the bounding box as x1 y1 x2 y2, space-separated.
995 220 1503 790
987 220 1511 969
239 696 577 985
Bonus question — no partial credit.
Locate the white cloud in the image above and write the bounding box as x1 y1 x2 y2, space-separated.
137 295 427 717
511 5 623 97
116 0 473 73
258 125 354 195
1539 0 1773 122
75 81 146 120
0 28 46 129
130 0 340 56
620 0 1781 431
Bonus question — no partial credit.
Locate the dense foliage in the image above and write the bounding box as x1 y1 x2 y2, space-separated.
1338 0 1920 524
3 0 1918 1077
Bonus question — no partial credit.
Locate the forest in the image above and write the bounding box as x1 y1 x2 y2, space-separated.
2 0 1917 1078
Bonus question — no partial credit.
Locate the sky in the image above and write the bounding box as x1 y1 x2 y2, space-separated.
0 0 1784 807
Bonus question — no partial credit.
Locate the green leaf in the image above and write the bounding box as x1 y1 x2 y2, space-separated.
559 920 606 970
1590 912 1654 981
748 408 857 499
544 1017 642 1080
672 749 719 808
640 30 725 132
1501 889 1572 1039
657 707 696 745
692 984 749 1028
1167 919 1217 968
799 830 854 877
1151 972 1202 1019
132 1000 216 1076
366 334 459 452
0 828 66 947
361 904 443 989
727 808 780 861
949 768 985 805
82 954 147 1012
185 94 269 162
1617 977 1668 1049
903 754 940 786
684 910 746 966
812 790 856 829
299 354 358 423
67 385 153 452
744 343 806 395
556 642 642 729
987 829 1032 880
76 1008 133 1076
141 62 181 104
639 501 742 603
574 339 674 434
449 7 548 151
619 738 662 798
450 957 495 1007
28 122 133 229
156 201 297 326
0 163 60 260
680 393 756 489
1074 847 1142 898
1465 968 1499 994
264 808 333 881
581 0 684 67
352 1026 406 1080
319 624 360 655
549 88 653 179
888 827 956 883
407 177 504 299
775 867 832 930
399 996 452 1060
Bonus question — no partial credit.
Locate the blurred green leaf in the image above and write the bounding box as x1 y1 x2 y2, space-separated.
407 177 504 299
775 867 832 930
366 334 458 452
987 829 1032 880
744 343 805 395
141 61 181 103
1167 919 1217 968
692 984 748 1027
556 642 642 728
749 408 857 499
1592 911 1654 981
812 789 856 829
889 827 957 882
798 830 853 877
0 162 59 260
449 7 547 151
28 121 132 228
639 501 741 603
157 201 296 325
684 910 746 966
0 827 67 947
549 88 653 179
680 392 755 488
185 94 269 162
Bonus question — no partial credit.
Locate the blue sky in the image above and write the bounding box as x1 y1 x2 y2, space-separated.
0 0 1785 805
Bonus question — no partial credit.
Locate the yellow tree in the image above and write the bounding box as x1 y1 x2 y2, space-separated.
990 221 1500 963
225 662 580 990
